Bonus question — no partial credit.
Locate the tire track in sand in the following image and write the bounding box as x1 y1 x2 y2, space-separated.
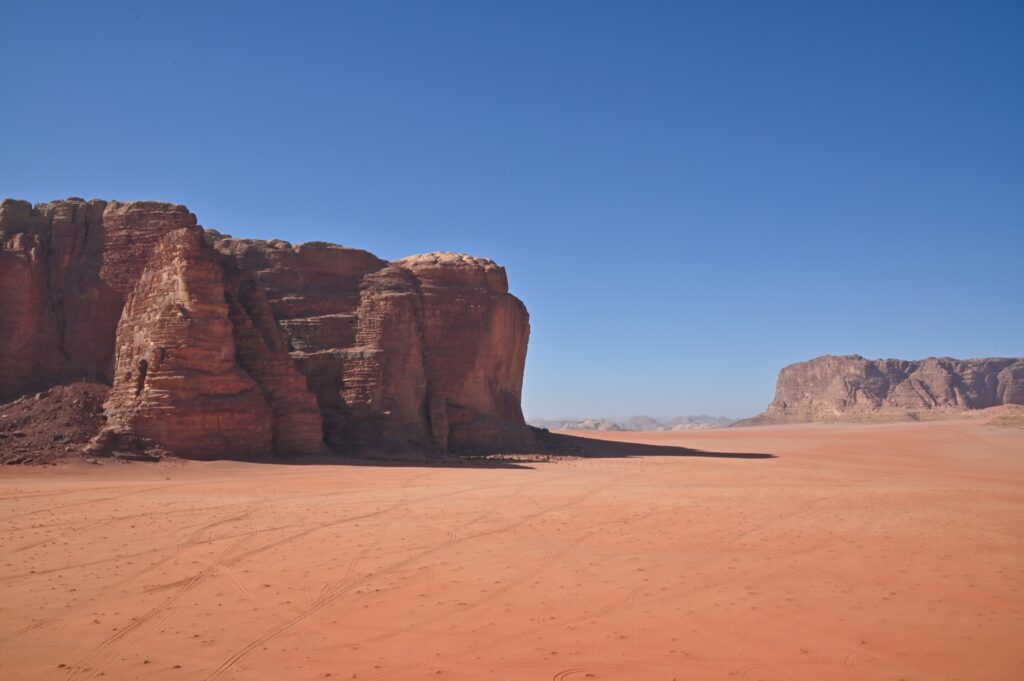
62 503 263 681
204 478 622 681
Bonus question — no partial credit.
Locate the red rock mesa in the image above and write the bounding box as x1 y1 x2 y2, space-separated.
0 198 535 458
745 354 1024 424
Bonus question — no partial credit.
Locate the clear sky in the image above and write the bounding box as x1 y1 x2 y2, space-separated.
2 1 1022 419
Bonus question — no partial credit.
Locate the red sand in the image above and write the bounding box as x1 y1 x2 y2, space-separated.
1 420 1022 680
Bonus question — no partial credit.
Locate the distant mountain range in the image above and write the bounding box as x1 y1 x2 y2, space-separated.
528 415 735 432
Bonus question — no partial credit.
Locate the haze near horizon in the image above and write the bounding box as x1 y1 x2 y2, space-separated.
2 1 1022 419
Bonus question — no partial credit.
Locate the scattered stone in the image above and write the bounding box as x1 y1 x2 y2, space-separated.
0 383 108 464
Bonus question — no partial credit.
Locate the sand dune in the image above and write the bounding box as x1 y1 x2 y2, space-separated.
1 420 1022 680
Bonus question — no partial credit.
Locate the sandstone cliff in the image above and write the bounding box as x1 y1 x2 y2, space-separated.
0 198 535 459
396 253 532 452
0 199 197 402
745 354 1024 424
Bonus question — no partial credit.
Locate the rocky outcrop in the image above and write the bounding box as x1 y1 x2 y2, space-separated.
745 354 1024 424
93 227 324 458
207 243 536 454
1 198 535 458
212 238 426 452
0 199 197 402
395 253 532 452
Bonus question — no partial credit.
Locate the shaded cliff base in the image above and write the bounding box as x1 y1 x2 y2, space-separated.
1 386 781 465
0 382 545 465
539 430 774 459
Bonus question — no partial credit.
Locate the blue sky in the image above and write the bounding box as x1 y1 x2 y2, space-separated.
2 1 1022 418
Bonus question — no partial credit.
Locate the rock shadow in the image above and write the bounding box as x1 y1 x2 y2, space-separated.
91 429 775 469
541 431 776 460
200 451 540 470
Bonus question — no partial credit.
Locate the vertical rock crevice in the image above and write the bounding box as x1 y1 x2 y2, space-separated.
96 226 277 458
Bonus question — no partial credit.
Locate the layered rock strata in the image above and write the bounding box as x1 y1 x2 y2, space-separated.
396 253 532 452
748 354 1024 423
0 198 534 458
0 199 197 402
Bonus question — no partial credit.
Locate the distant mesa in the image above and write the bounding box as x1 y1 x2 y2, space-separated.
530 415 735 432
531 418 623 432
739 354 1024 425
0 197 536 462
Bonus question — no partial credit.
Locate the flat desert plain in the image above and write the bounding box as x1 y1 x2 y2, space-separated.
1 421 1022 681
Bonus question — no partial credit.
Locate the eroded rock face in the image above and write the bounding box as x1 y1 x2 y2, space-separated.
97 227 277 457
211 239 429 450
752 354 1024 423
1 198 534 458
0 199 196 402
210 243 536 453
395 253 532 452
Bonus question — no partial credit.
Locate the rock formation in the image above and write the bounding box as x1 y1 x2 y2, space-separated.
1 197 535 459
0 199 197 403
396 253 532 452
528 415 735 431
745 354 1024 424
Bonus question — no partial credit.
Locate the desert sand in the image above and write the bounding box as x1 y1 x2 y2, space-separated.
1 420 1022 680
